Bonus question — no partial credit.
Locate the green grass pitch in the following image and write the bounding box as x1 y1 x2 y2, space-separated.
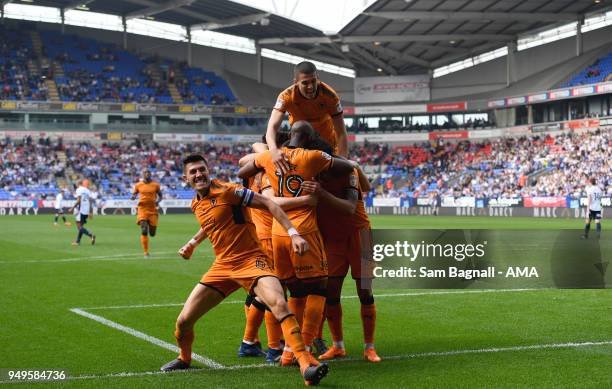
0 215 610 388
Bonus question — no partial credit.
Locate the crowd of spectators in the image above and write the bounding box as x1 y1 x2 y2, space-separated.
370 130 610 201
0 130 609 203
349 118 495 133
0 27 49 101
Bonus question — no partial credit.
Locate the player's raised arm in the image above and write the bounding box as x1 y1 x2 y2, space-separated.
266 109 290 174
238 153 258 167
332 113 349 157
178 227 207 260
237 160 263 179
131 185 138 201
247 191 309 255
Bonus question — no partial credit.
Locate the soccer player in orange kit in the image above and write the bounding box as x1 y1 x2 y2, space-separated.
160 154 329 386
131 169 162 258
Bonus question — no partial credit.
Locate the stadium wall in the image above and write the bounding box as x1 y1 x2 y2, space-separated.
432 25 612 101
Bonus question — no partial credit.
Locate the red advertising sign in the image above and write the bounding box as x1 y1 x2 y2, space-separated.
523 197 567 208
426 102 467 112
564 119 600 130
343 106 355 115
428 131 469 140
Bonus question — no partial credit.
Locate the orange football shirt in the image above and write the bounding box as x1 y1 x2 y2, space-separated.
255 147 333 236
247 173 272 240
273 81 343 150
191 179 263 262
133 181 161 209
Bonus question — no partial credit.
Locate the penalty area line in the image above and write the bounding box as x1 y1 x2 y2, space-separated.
69 308 224 369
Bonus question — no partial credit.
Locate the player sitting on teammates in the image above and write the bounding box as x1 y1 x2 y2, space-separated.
238 121 354 365
266 61 349 177
582 177 604 239
298 138 381 363
161 154 329 386
131 169 162 258
53 188 71 226
68 180 96 246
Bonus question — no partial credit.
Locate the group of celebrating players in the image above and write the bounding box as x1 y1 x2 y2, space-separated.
129 61 381 386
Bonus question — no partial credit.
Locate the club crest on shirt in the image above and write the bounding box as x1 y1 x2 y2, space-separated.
210 198 217 207
255 258 267 270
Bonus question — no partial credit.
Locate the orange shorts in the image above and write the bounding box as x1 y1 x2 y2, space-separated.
137 207 158 227
272 232 327 281
260 238 274 271
200 254 276 297
325 227 375 279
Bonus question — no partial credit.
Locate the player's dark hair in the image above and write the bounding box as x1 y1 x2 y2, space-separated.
590 177 597 185
260 131 290 146
294 61 317 75
182 154 208 169
304 134 333 155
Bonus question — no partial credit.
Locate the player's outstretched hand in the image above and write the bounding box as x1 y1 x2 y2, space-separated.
271 148 290 174
178 244 194 260
301 180 320 195
291 235 309 256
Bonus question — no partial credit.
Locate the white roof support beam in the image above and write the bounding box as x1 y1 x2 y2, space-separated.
63 0 96 12
369 45 430 68
430 42 506 68
258 34 514 45
350 45 398 75
191 13 270 31
123 0 218 22
364 11 580 23
264 45 354 69
124 0 195 20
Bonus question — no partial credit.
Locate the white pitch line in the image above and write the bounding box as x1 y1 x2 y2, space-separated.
79 288 542 311
2 339 610 384
69 308 224 369
0 251 177 264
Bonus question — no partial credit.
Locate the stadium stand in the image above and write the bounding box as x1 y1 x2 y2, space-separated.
1 130 609 203
1 25 236 104
0 26 48 101
564 52 612 87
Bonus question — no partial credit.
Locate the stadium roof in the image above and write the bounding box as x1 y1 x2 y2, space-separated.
4 0 612 77
257 0 612 76
11 0 325 39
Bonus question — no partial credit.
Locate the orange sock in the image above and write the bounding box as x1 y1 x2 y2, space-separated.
288 296 306 327
361 303 376 345
174 325 194 363
265 310 283 350
279 314 312 370
326 303 343 343
317 306 325 339
140 235 149 254
243 303 265 343
301 295 326 347
244 303 249 318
